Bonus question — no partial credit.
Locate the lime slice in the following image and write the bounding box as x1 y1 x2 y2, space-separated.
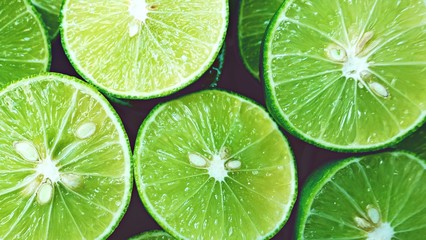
61 0 228 99
238 0 282 79
398 124 426 159
0 73 132 239
263 0 426 151
31 0 62 39
0 0 50 88
296 151 426 240
134 90 297 239
130 230 174 240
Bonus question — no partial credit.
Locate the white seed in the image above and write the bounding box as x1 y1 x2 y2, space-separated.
367 206 381 224
37 181 53 205
189 153 208 168
369 82 389 98
61 173 81 189
356 31 374 54
219 147 228 159
128 21 139 37
14 141 39 162
354 216 372 229
22 177 40 196
326 44 347 62
75 122 96 139
226 160 242 170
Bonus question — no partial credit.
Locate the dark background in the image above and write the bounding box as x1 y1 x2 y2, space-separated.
49 1 373 239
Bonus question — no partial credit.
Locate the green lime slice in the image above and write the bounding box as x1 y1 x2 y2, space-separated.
61 0 228 99
0 0 50 88
263 0 426 151
398 124 426 159
296 151 426 240
238 0 282 79
129 230 174 240
134 90 297 239
0 73 132 239
30 0 62 39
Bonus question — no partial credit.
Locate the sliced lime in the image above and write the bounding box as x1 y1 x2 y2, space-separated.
263 0 426 151
398 124 426 159
238 0 282 79
0 0 50 87
129 230 174 240
134 90 297 239
61 0 228 99
297 151 426 240
31 0 62 39
0 73 132 239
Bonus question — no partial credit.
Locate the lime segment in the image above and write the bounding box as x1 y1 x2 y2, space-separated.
238 0 282 79
134 90 297 239
61 0 228 99
0 0 50 87
398 124 426 159
263 0 426 151
130 230 174 240
296 152 426 240
31 0 62 39
0 73 132 239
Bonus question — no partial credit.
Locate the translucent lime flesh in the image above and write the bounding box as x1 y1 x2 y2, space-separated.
130 230 174 240
398 124 426 159
238 0 282 79
61 0 228 99
264 0 426 151
31 0 62 39
0 0 50 87
297 152 426 240
0 74 132 239
134 90 296 239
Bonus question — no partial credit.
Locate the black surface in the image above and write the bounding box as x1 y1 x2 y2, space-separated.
49 2 373 239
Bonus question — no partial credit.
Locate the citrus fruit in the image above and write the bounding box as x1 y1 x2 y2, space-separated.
61 0 228 99
238 0 282 79
134 90 297 239
0 0 50 87
30 0 62 39
129 230 174 240
398 124 426 159
263 0 426 151
296 151 426 240
0 73 132 239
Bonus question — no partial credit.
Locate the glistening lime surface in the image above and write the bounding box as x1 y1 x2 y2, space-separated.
296 152 426 240
31 0 62 39
129 230 174 240
61 0 228 99
134 90 297 239
398 124 426 159
238 0 283 79
0 0 50 87
0 74 132 239
263 0 426 151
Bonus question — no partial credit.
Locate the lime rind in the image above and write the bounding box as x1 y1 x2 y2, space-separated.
30 0 62 39
134 89 297 239
60 0 229 99
0 0 51 87
129 230 174 240
0 73 133 239
262 0 426 152
295 151 426 239
397 123 426 159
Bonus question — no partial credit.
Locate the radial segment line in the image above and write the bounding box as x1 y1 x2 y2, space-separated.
371 61 426 66
218 101 242 152
308 211 360 231
143 173 208 187
275 69 340 86
355 0 378 45
367 23 426 58
331 181 369 219
284 17 346 47
44 194 54 240
2 192 36 239
197 181 217 238
393 201 426 229
355 162 379 206
227 176 283 205
336 0 350 46
0 174 37 196
272 53 341 65
395 224 426 233
223 181 261 236
57 185 85 238
287 76 342 117
0 12 26 33
226 129 275 161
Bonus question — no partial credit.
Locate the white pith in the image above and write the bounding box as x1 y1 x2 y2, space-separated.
367 223 394 240
129 0 148 22
353 205 394 240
